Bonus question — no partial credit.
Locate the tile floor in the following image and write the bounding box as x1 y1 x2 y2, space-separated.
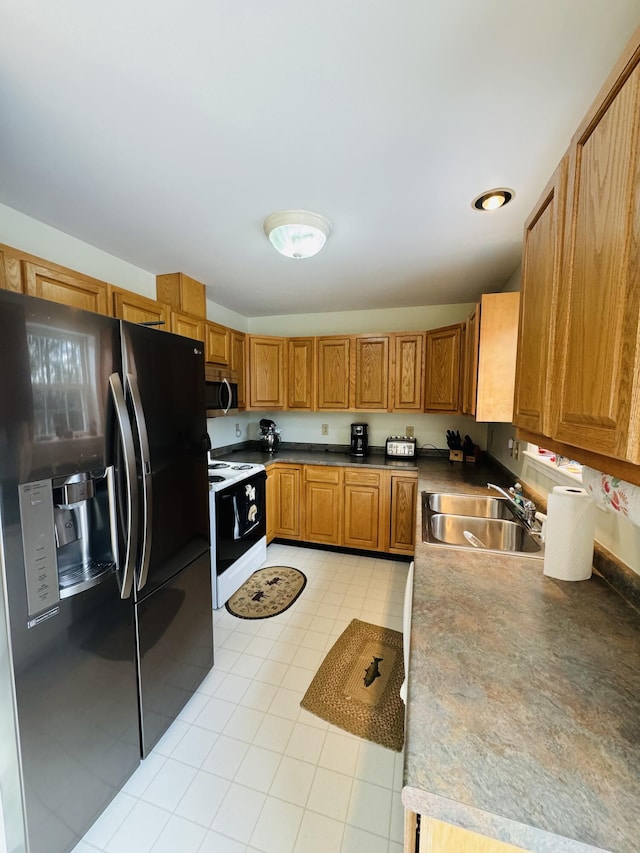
73 543 410 853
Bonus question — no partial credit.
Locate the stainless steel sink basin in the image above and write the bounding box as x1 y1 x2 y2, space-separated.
421 492 543 557
426 492 516 519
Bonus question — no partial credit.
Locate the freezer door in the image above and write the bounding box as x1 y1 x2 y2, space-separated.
136 549 213 756
121 323 210 599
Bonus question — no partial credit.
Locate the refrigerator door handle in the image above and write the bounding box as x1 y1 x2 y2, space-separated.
126 372 153 593
109 373 139 599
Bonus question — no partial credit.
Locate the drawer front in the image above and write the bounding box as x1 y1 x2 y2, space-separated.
304 465 342 484
344 469 381 487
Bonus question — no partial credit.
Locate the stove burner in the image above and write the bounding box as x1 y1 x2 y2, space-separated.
231 464 253 470
208 475 226 483
209 462 230 470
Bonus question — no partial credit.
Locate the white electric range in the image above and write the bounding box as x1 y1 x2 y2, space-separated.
207 458 267 608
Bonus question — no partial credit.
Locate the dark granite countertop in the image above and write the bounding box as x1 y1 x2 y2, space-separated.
403 460 640 853
213 445 420 473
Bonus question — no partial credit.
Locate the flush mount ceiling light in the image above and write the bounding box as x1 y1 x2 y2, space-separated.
263 210 332 259
472 188 514 211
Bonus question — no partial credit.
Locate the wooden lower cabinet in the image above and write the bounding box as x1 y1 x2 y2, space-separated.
389 475 417 554
267 462 417 555
343 469 383 550
272 464 302 539
266 467 276 544
304 466 343 545
405 813 526 853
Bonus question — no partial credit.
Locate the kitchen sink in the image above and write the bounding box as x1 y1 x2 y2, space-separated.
426 492 516 519
421 492 543 557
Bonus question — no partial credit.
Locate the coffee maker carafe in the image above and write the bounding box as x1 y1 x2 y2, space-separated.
349 422 369 457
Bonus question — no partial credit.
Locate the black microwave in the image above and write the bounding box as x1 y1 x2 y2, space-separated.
205 366 239 416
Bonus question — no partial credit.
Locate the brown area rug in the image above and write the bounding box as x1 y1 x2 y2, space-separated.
300 619 405 751
225 566 306 619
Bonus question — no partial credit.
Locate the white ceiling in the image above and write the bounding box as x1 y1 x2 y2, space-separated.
1 2 639 317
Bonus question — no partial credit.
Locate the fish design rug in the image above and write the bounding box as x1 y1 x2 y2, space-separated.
300 618 405 751
225 566 306 619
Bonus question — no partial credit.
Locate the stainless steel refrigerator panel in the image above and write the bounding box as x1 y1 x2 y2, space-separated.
17 480 60 618
121 323 210 598
136 548 213 756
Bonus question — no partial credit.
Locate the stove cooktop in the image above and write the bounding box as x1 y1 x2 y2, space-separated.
207 458 266 492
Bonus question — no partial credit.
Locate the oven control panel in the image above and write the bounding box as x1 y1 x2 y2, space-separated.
385 436 417 458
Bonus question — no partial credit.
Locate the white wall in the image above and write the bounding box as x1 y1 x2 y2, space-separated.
249 303 474 336
208 411 487 453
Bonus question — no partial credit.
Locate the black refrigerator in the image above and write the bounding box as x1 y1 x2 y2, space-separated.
0 290 213 853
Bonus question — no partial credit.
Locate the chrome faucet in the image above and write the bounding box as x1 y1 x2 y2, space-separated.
487 482 537 528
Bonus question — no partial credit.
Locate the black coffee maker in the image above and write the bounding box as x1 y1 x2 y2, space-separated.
349 422 369 457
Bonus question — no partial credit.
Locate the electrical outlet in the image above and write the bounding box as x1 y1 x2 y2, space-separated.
322 424 329 435
235 423 241 438
406 426 414 438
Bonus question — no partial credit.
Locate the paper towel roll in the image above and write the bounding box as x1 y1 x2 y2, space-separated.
543 486 595 581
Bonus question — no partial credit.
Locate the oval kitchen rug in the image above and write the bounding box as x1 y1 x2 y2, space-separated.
225 566 307 619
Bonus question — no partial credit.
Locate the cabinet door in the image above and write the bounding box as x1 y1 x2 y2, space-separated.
113 290 169 327
462 305 479 416
409 813 525 853
205 321 231 365
231 331 246 410
0 248 23 292
475 293 520 423
288 337 315 410
513 160 567 435
171 311 205 342
389 475 417 554
247 335 286 410
156 272 206 318
343 469 381 550
304 466 343 545
424 324 463 413
317 337 351 410
266 467 276 544
553 56 640 462
354 336 389 410
393 333 425 412
274 465 302 539
25 262 110 315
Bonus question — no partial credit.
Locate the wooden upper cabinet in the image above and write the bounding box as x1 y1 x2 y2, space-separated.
231 331 246 409
462 304 479 416
0 247 23 292
205 321 231 365
552 48 640 463
247 335 286 410
112 289 169 327
393 332 425 412
475 292 520 423
354 335 389 410
170 311 205 342
156 272 206 319
424 324 463 413
317 336 351 410
25 262 111 315
288 337 315 410
513 159 568 435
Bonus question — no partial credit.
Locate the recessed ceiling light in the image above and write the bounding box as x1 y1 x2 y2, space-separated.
472 188 514 211
263 210 332 259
